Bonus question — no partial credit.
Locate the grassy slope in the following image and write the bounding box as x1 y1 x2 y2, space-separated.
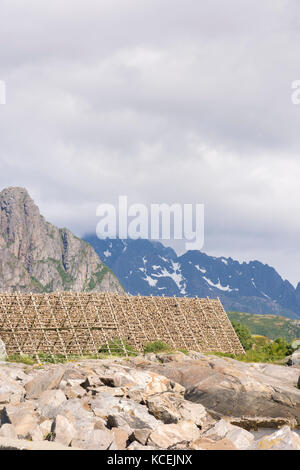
228 311 300 342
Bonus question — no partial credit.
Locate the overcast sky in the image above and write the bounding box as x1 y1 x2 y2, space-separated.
1 0 300 285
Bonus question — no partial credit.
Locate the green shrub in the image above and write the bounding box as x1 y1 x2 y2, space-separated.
264 337 293 358
231 320 254 350
212 336 293 363
98 338 137 356
143 340 171 354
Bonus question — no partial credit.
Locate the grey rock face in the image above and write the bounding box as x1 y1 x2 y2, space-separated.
0 187 123 293
141 353 300 426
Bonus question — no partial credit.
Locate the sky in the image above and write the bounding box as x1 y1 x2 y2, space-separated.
1 0 300 285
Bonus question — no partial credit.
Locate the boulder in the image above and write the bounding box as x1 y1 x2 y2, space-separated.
110 428 129 450
0 423 17 439
72 429 113 450
287 352 300 366
253 426 300 450
130 428 151 446
51 414 77 446
204 419 235 439
0 403 39 437
177 401 212 430
0 372 25 404
107 408 159 433
156 352 191 363
80 374 103 390
64 385 86 399
204 419 254 450
25 367 65 399
148 420 200 449
146 392 212 429
62 368 87 387
38 419 53 438
27 427 44 442
37 389 67 418
120 368 180 400
146 393 181 424
90 394 120 419
55 398 93 431
225 427 254 450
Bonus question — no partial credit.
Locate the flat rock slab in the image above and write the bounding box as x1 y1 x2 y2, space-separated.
140 356 300 426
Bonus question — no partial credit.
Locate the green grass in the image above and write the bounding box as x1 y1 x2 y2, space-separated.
228 311 300 342
5 351 136 365
98 338 138 357
6 354 37 365
143 340 172 354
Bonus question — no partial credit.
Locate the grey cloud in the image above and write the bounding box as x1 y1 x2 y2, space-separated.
0 0 300 285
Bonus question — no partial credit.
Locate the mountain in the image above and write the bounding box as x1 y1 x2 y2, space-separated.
0 187 123 293
84 236 300 319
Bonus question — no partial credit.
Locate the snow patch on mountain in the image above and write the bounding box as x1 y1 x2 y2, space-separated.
195 265 206 273
203 276 237 293
152 261 186 294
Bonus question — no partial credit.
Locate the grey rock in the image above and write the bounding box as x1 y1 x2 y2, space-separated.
90 394 120 419
0 186 123 294
146 392 211 429
130 428 151 445
37 389 67 418
291 352 300 366
0 374 25 404
51 414 77 447
55 398 93 431
0 423 17 439
0 403 39 437
38 419 53 438
144 356 300 426
110 427 130 450
107 399 159 432
253 426 300 450
27 427 44 442
146 393 181 424
148 420 200 449
204 419 254 450
25 367 65 399
72 429 113 450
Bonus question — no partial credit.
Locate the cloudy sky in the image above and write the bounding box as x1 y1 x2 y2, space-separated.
1 0 300 285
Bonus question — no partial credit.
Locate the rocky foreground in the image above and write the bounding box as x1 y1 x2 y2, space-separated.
0 351 300 450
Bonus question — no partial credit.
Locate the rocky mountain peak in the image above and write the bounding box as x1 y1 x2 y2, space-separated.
0 187 123 293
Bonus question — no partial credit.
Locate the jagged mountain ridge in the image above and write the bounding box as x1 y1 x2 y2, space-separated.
84 236 300 319
0 187 123 293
